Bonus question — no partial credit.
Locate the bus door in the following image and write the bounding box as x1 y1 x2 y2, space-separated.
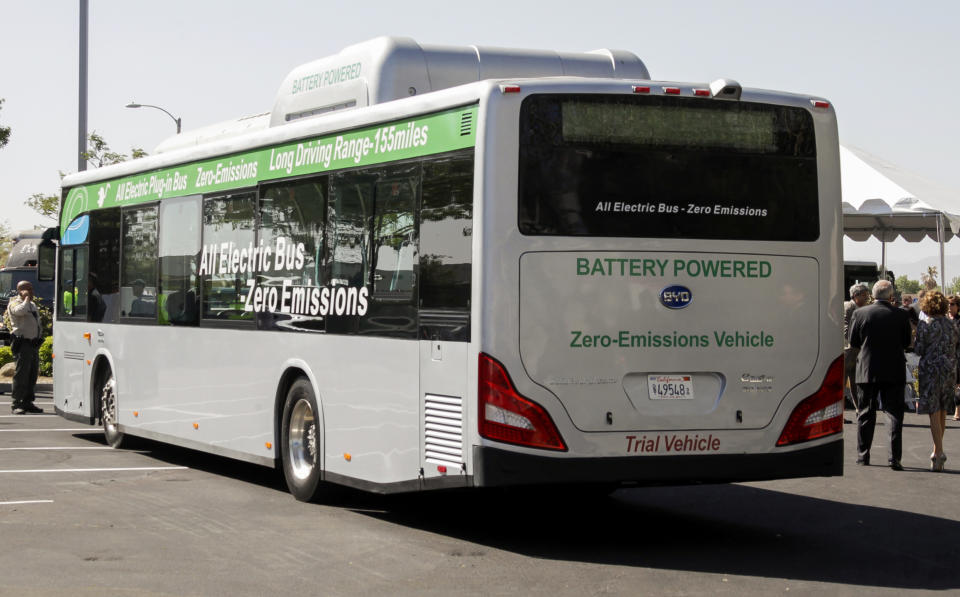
56 242 91 416
417 153 473 485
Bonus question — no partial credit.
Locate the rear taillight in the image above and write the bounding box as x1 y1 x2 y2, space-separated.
478 353 566 451
776 356 844 446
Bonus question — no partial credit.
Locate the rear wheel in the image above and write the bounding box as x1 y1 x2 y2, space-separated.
99 371 124 449
281 378 327 502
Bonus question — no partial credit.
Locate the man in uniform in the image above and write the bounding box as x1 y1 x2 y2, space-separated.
7 280 43 414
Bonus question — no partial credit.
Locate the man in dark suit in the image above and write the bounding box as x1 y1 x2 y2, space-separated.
847 279 913 470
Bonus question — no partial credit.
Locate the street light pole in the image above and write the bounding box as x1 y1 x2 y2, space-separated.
125 102 182 134
78 0 88 171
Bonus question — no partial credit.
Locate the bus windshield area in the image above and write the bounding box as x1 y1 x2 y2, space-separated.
518 94 820 241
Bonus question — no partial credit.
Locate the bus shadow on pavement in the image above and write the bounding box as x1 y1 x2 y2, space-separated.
358 483 957 591
71 431 287 492
68 430 957 590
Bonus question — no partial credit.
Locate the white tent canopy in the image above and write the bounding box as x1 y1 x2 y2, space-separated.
841 145 960 287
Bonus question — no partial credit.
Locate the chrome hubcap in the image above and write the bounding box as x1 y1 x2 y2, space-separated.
101 377 117 434
289 398 317 480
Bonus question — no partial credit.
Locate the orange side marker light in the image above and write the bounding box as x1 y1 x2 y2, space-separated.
265 442 272 450
344 453 352 462
193 422 199 430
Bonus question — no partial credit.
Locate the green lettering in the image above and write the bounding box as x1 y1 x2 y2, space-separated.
733 261 745 277
570 330 583 347
760 261 772 277
643 259 657 276
657 259 669 276
576 258 589 276
701 260 720 277
591 259 605 276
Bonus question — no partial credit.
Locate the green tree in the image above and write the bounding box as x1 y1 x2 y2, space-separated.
82 131 146 168
0 98 10 149
26 192 59 223
895 275 921 294
27 133 147 221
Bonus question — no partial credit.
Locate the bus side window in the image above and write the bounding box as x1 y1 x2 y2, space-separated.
58 247 87 318
88 208 121 323
202 193 256 323
327 171 374 335
158 196 201 326
419 153 474 341
120 205 159 321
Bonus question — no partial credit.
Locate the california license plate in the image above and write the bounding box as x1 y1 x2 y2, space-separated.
647 374 695 400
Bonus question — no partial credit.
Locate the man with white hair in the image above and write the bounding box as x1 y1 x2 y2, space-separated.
847 279 912 470
843 283 871 406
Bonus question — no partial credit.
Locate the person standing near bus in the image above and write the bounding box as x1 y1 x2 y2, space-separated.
7 280 43 415
848 279 912 470
843 283 870 407
914 290 957 472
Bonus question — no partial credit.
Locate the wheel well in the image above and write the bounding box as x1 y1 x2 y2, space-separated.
274 368 309 467
90 356 112 423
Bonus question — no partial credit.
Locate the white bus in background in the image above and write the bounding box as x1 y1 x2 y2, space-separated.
42 37 844 502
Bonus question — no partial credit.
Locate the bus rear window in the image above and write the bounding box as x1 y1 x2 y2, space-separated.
518 95 819 241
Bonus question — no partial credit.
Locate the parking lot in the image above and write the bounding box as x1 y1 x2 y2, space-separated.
1 390 958 596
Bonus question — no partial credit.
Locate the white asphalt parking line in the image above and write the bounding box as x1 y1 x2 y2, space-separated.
0 402 54 406
0 500 54 505
0 428 93 432
0 446 114 451
0 414 57 418
0 466 188 474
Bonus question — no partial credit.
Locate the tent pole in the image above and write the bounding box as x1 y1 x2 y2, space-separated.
939 213 946 291
881 239 886 279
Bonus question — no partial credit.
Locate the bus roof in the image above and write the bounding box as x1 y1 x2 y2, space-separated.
154 36 648 154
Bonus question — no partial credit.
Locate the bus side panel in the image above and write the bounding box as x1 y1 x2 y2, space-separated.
53 322 97 422
96 325 421 486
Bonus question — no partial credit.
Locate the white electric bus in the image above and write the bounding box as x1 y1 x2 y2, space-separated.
44 37 844 501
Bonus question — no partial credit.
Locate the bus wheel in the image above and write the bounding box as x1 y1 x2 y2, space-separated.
281 378 326 502
100 372 124 449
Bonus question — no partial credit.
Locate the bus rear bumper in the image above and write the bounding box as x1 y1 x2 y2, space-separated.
473 438 843 487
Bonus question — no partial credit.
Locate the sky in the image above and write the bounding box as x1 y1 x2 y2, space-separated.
1 0 957 281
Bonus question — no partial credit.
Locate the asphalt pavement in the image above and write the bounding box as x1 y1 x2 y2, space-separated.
0 395 957 596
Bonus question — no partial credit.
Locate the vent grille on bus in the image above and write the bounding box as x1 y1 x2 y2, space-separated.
424 394 464 467
459 111 474 137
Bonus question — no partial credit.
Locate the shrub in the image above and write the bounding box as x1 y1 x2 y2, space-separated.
0 345 12 368
39 336 53 377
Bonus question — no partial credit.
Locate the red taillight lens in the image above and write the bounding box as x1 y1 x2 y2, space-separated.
776 356 844 446
478 353 566 451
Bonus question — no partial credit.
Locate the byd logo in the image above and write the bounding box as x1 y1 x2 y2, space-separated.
659 285 693 309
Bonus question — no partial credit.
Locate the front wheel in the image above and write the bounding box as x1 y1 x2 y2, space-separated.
100 372 124 449
281 378 327 502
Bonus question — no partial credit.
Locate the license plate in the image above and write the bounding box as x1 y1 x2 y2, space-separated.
647 375 694 400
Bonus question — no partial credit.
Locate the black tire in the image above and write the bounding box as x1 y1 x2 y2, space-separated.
281 377 327 502
99 369 125 449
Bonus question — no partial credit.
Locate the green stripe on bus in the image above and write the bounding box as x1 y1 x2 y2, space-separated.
61 104 478 233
